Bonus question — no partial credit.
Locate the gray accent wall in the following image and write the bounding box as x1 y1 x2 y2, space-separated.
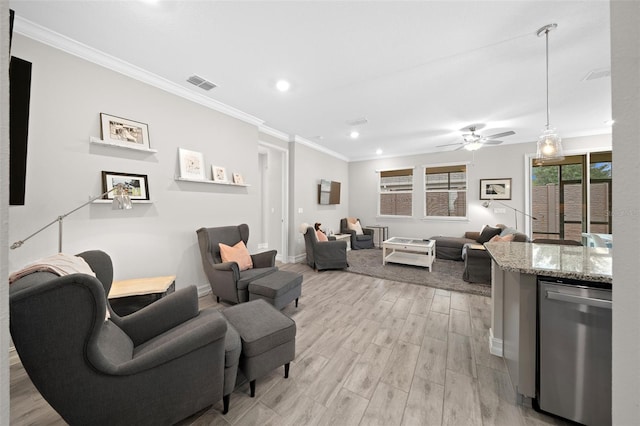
289 141 349 262
7 34 263 289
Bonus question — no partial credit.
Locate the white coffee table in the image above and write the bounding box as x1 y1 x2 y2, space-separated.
332 233 351 251
382 237 436 271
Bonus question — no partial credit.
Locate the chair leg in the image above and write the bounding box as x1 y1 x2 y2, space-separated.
250 380 256 397
295 298 299 308
223 394 230 414
284 363 290 379
217 296 220 303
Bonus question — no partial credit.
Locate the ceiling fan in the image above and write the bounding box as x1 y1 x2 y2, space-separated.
438 124 515 151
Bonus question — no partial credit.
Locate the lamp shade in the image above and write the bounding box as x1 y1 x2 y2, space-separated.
536 127 564 161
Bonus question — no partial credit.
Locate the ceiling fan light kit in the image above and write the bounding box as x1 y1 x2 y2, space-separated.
535 23 564 163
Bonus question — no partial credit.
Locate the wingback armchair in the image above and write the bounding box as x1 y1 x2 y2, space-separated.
9 250 229 425
303 226 348 270
340 218 375 250
196 224 278 304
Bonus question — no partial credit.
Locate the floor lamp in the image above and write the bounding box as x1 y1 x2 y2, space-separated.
10 183 132 253
482 199 537 231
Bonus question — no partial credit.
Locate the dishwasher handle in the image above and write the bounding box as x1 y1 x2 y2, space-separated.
546 290 612 310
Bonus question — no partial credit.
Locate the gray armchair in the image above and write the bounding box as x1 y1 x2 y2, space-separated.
303 226 348 270
9 250 229 425
196 224 278 304
340 218 375 250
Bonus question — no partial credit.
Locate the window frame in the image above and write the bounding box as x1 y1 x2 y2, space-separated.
423 161 469 221
377 167 415 218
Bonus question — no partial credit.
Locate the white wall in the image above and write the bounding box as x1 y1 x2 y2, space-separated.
289 141 350 261
1 3 10 424
611 1 640 423
7 35 263 291
348 134 611 239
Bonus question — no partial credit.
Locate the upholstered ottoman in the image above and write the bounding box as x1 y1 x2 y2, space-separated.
222 299 296 398
248 270 303 310
222 322 241 414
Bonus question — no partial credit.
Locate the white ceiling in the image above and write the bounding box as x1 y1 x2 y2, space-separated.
10 0 612 161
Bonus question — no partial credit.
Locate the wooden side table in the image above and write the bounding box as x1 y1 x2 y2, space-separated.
331 233 351 251
108 275 176 316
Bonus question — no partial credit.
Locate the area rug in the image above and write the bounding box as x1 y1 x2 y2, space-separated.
346 249 491 297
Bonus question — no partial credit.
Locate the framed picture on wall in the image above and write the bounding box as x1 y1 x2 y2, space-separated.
100 113 151 149
101 171 150 200
480 178 512 200
232 173 244 184
178 148 206 180
212 166 228 183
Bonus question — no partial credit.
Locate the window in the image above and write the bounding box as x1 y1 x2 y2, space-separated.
531 152 611 241
424 164 467 218
379 168 413 216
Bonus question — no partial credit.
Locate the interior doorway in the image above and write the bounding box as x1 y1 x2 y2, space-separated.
258 142 289 262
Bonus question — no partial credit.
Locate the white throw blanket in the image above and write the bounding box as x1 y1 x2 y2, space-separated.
9 253 96 284
9 253 109 320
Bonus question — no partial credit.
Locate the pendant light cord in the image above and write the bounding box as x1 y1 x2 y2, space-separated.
545 27 550 129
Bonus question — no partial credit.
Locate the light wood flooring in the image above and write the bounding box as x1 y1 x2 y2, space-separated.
10 262 568 425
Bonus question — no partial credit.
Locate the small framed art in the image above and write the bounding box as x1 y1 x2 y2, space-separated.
232 173 244 184
101 171 150 200
212 166 228 182
100 113 151 149
479 178 512 200
178 148 206 180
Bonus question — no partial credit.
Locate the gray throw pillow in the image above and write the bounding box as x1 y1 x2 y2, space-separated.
477 226 502 244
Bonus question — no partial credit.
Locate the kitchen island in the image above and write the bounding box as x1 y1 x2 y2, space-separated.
485 241 612 404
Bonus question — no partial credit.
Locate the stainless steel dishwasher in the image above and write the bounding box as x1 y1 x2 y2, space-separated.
537 278 612 426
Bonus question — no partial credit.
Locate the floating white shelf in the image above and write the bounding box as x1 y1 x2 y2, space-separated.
175 176 250 187
92 199 153 204
90 137 158 153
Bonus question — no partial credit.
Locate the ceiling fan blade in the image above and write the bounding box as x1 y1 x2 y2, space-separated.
485 131 515 139
482 140 503 145
454 145 466 151
436 142 463 148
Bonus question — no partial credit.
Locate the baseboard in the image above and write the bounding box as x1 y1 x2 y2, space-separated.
197 284 212 297
288 253 307 264
489 328 504 357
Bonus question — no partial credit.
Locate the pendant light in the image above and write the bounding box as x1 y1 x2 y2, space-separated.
536 23 564 163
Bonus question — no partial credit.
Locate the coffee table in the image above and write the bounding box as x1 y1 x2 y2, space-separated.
382 237 436 271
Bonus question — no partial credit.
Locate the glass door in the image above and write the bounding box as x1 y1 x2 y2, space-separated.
531 152 611 241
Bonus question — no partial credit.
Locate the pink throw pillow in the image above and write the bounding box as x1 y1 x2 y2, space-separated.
489 234 515 243
316 230 328 242
219 241 254 271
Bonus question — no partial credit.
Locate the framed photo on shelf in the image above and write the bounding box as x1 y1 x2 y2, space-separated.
100 113 151 149
212 166 228 183
101 171 150 200
232 173 244 184
479 178 512 200
178 148 206 180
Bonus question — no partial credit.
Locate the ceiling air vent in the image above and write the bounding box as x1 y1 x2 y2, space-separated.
187 74 217 91
583 68 611 81
346 117 369 127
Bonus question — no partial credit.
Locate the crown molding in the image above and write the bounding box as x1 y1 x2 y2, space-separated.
13 16 265 127
258 125 289 141
291 135 350 162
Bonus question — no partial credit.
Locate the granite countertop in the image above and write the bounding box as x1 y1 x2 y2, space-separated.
484 242 612 283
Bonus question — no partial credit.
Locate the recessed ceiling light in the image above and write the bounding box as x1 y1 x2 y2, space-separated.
376 148 383 155
276 80 290 92
604 119 615 126
350 131 360 139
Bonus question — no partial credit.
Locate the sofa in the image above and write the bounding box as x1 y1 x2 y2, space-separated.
430 225 529 284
